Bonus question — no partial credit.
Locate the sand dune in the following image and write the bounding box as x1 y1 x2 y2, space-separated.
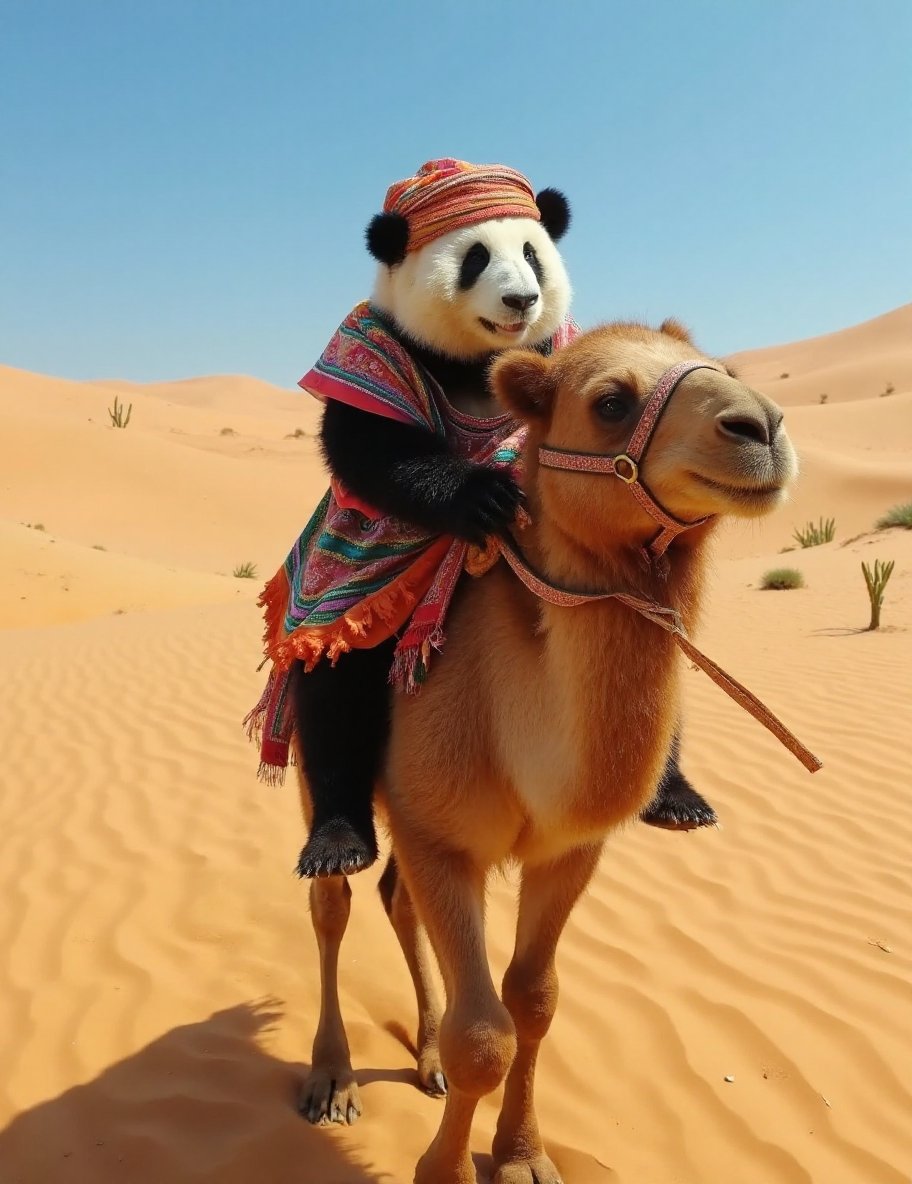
0 364 325 579
729 303 912 406
0 521 249 628
1 306 910 1183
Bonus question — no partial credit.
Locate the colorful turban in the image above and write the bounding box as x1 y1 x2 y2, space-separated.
383 158 541 253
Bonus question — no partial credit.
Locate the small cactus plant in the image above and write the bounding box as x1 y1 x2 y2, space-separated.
108 396 133 428
793 517 836 548
861 559 894 630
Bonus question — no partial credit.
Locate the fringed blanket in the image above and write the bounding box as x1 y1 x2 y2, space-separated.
245 300 577 781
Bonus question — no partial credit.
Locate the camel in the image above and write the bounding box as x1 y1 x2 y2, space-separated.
292 319 808 1184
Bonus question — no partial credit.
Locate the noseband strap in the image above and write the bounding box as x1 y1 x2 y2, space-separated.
539 360 723 563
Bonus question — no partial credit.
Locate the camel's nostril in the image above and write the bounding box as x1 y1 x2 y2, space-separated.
717 413 771 446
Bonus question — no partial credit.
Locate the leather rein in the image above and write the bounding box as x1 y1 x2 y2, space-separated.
496 358 822 774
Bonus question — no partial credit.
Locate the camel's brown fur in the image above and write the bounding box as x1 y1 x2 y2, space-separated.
295 321 796 1183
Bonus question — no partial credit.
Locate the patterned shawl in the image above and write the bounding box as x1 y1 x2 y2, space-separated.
245 301 578 781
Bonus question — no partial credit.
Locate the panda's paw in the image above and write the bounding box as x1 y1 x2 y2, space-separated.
456 467 525 546
640 781 718 831
296 819 379 878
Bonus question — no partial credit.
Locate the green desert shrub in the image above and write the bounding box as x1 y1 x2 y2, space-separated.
760 568 805 591
875 502 912 531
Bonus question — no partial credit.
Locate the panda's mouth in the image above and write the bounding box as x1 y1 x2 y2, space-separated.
479 318 527 336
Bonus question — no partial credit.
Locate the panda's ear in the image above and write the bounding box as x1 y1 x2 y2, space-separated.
489 350 556 422
535 188 571 241
365 212 410 266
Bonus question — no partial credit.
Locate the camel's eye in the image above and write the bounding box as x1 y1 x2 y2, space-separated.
595 393 630 423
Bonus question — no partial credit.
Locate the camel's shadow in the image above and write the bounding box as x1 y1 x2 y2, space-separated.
0 999 392 1184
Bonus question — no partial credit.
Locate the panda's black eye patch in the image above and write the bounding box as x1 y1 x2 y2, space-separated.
523 242 543 283
459 243 491 289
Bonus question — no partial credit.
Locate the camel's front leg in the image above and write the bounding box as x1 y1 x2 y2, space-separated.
492 843 604 1184
396 845 517 1184
299 875 362 1125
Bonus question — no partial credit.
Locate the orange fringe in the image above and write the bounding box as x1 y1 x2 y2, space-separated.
256 537 453 673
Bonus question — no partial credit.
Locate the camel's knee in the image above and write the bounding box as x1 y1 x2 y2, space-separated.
309 876 352 943
440 1000 517 1097
502 959 559 1043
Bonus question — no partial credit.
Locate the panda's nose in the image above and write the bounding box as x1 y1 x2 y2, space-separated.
502 293 539 313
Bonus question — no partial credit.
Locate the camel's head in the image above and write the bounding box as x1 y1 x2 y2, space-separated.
490 320 797 559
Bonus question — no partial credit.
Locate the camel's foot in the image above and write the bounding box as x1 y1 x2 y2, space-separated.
418 1044 447 1097
640 779 718 831
296 818 378 878
298 1066 362 1125
493 1154 564 1184
413 1148 475 1184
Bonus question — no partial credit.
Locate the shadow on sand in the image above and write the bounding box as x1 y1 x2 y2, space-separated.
0 1000 394 1184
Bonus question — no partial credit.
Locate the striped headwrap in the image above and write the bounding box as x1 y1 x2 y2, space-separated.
384 158 541 253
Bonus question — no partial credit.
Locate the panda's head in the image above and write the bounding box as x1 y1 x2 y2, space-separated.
365 161 572 361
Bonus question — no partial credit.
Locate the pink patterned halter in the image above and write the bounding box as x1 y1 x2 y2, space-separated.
538 359 723 563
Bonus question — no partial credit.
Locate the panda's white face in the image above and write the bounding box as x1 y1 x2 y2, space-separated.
372 217 572 360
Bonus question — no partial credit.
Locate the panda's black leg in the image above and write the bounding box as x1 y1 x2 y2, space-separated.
640 730 718 831
293 640 397 878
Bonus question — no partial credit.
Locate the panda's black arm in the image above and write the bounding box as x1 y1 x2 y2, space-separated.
320 399 523 547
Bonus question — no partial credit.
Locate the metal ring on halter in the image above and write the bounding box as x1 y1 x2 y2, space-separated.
613 454 639 484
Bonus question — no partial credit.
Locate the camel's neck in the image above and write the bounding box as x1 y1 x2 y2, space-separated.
505 499 712 831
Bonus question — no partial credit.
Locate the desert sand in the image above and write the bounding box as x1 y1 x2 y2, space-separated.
1 305 910 1184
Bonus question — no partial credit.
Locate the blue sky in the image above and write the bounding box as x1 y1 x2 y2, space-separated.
2 0 910 388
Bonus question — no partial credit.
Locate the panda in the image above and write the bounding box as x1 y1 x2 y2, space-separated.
291 160 718 879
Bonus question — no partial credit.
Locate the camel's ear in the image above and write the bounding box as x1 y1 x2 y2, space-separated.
659 317 693 344
489 350 556 421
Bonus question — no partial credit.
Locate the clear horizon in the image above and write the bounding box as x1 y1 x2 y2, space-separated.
2 1 910 389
